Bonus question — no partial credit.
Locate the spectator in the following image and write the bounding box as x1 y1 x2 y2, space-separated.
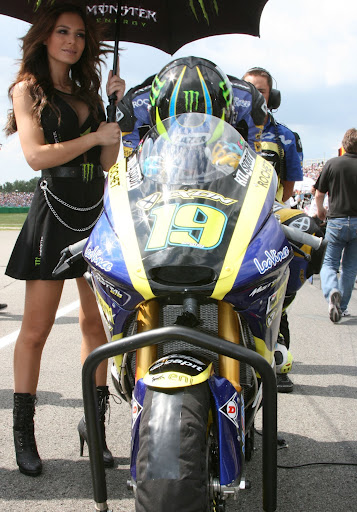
315 128 357 321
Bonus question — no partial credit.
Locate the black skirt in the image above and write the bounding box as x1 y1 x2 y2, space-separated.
6 175 104 280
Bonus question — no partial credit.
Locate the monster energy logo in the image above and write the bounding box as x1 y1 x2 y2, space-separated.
184 90 200 111
81 163 94 182
30 0 55 12
150 75 166 106
189 0 219 25
219 80 232 109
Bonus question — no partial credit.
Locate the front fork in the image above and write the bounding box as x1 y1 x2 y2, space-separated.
135 298 241 389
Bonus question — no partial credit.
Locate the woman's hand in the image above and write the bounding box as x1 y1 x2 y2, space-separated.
96 121 121 146
106 58 126 105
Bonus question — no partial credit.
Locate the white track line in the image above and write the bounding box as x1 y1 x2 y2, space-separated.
0 300 80 350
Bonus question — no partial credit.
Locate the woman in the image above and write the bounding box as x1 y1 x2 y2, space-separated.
4 3 125 476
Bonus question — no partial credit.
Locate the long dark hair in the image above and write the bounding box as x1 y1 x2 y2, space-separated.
5 2 112 135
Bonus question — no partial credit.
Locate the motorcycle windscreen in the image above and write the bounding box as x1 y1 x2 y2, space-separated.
106 113 278 299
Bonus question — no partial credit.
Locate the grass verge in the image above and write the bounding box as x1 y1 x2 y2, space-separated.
0 213 27 229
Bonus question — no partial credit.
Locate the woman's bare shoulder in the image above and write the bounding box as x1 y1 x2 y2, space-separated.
13 80 31 97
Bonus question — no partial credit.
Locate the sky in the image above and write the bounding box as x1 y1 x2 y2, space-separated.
1 0 357 185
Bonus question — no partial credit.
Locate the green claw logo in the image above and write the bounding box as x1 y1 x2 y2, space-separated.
150 75 166 107
219 80 232 109
29 0 55 12
81 163 94 183
184 90 200 111
189 0 219 25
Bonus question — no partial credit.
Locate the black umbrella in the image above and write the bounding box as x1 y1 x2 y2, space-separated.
1 1 269 119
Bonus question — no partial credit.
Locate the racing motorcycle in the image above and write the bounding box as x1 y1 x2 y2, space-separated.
54 113 325 512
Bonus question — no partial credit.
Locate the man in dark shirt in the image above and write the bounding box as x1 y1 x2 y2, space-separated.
316 128 357 322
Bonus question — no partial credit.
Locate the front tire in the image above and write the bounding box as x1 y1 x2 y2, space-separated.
135 382 211 512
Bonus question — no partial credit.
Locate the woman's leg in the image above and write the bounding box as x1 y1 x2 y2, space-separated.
76 277 108 386
76 277 114 467
14 280 64 394
13 279 64 476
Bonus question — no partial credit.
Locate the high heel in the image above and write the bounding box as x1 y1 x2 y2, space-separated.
13 393 42 476
77 386 114 468
79 428 85 457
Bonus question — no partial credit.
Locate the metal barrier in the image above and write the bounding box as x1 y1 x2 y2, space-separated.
82 325 277 512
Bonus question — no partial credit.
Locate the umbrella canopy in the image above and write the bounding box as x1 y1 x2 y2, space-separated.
1 0 269 55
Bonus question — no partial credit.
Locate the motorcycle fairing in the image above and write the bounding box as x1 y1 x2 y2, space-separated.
130 378 147 481
227 213 292 295
104 145 278 303
143 353 212 388
208 375 245 486
211 157 278 300
83 190 148 301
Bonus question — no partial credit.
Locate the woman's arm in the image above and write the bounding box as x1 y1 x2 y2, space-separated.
13 81 122 171
99 66 126 171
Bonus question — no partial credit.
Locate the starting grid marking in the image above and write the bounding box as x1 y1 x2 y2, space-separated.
0 300 80 350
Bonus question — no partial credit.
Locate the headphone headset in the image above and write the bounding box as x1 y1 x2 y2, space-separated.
244 67 281 110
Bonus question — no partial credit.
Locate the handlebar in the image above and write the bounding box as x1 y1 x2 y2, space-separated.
280 224 324 251
52 238 88 277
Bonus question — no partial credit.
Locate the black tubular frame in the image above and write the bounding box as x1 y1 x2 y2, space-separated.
82 325 277 512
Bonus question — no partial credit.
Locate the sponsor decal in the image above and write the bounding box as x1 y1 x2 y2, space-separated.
279 134 293 145
266 278 288 314
254 246 290 275
234 98 251 108
137 189 237 211
116 108 124 122
219 80 233 109
254 142 262 153
174 134 209 146
234 148 255 187
136 192 161 210
150 75 166 107
34 257 41 266
126 155 143 190
84 244 113 272
266 308 279 327
254 160 273 189
150 354 205 374
289 216 311 232
96 290 114 328
109 165 120 188
131 396 143 427
189 0 220 24
184 90 200 111
81 163 94 183
249 279 277 297
93 271 131 306
87 4 157 28
133 98 150 109
219 392 240 428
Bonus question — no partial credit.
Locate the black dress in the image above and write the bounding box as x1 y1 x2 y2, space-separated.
6 92 106 280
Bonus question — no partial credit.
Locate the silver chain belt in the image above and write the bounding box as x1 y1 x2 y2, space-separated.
40 180 103 232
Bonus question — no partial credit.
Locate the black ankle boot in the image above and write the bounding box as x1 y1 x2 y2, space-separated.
13 393 42 476
78 385 114 468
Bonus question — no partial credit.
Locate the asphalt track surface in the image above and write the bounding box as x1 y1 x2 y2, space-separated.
0 229 356 512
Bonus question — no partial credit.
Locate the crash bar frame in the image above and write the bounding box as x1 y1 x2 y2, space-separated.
82 325 277 512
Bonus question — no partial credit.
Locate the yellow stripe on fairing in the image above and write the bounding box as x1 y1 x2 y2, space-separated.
211 157 275 300
108 161 155 300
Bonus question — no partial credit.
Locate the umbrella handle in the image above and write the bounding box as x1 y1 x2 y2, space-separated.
106 1 121 123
